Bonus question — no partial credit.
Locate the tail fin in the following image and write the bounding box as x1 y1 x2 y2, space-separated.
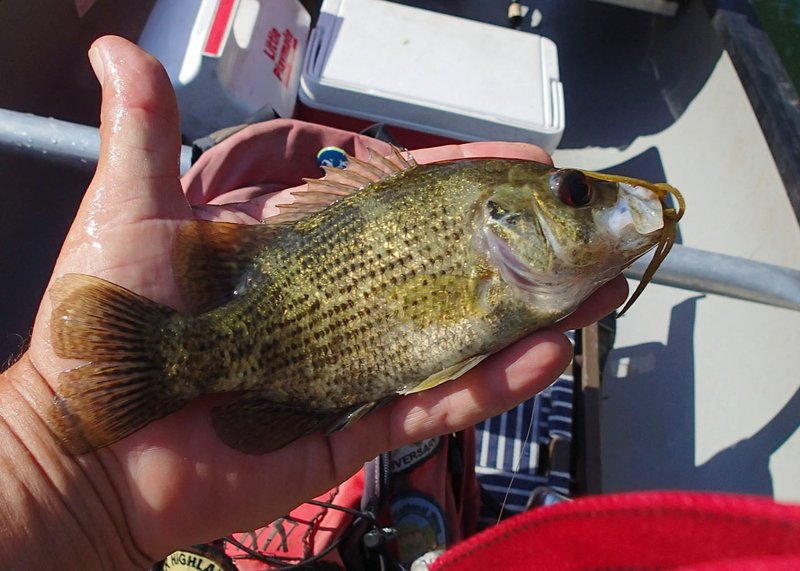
48 274 184 454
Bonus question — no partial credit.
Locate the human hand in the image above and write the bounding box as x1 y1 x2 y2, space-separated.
0 36 626 568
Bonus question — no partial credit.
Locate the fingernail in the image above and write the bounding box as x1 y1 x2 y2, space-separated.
88 47 105 85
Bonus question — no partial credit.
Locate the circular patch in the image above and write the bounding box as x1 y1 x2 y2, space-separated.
390 492 448 565
316 146 349 169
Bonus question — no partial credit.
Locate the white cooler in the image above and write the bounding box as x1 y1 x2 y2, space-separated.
300 0 565 152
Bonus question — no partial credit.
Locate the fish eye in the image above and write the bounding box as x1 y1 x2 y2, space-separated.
551 170 593 208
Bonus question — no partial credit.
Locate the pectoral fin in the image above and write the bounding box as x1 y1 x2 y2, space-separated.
391 274 492 326
401 354 488 395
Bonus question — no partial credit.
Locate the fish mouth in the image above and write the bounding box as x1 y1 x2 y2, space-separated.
583 171 684 234
592 175 685 315
596 181 666 248
619 182 665 235
529 180 665 270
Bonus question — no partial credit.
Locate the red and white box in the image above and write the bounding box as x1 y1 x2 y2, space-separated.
139 0 311 140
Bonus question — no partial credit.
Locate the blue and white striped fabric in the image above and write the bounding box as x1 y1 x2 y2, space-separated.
474 367 575 527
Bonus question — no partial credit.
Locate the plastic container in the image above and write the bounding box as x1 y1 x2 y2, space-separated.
299 0 565 152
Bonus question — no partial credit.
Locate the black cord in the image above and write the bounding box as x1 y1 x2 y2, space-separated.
222 499 378 569
306 498 378 522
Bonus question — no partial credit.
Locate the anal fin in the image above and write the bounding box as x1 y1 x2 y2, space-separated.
211 393 375 454
324 399 389 434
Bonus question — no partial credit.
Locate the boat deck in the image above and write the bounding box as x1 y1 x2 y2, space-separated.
545 0 800 502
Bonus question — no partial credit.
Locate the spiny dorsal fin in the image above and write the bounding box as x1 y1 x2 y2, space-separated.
269 146 417 225
173 220 279 313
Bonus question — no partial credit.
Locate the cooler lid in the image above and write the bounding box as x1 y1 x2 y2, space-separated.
300 0 564 148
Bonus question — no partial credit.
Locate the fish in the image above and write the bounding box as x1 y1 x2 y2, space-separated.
47 148 684 455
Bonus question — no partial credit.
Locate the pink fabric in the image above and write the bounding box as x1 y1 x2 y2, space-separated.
181 118 393 208
225 479 364 569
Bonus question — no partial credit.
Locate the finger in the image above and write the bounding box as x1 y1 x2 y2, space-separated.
32 37 190 370
126 329 568 554
51 36 188 278
390 331 571 445
327 329 572 462
56 37 191 287
412 141 552 166
555 275 629 331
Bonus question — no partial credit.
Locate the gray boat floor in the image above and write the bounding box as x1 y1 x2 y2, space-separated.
547 1 800 501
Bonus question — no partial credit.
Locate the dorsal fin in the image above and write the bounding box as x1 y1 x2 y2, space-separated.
173 220 279 313
268 146 417 225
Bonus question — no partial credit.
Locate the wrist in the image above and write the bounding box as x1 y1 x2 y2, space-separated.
0 354 151 569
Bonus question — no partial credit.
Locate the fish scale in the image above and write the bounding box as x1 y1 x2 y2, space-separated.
47 154 681 454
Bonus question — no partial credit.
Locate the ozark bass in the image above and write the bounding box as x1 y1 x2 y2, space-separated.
49 150 683 454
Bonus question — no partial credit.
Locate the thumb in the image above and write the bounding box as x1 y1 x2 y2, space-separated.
85 35 188 223
30 37 191 377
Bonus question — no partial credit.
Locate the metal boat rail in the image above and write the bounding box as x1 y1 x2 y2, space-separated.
3 107 797 313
